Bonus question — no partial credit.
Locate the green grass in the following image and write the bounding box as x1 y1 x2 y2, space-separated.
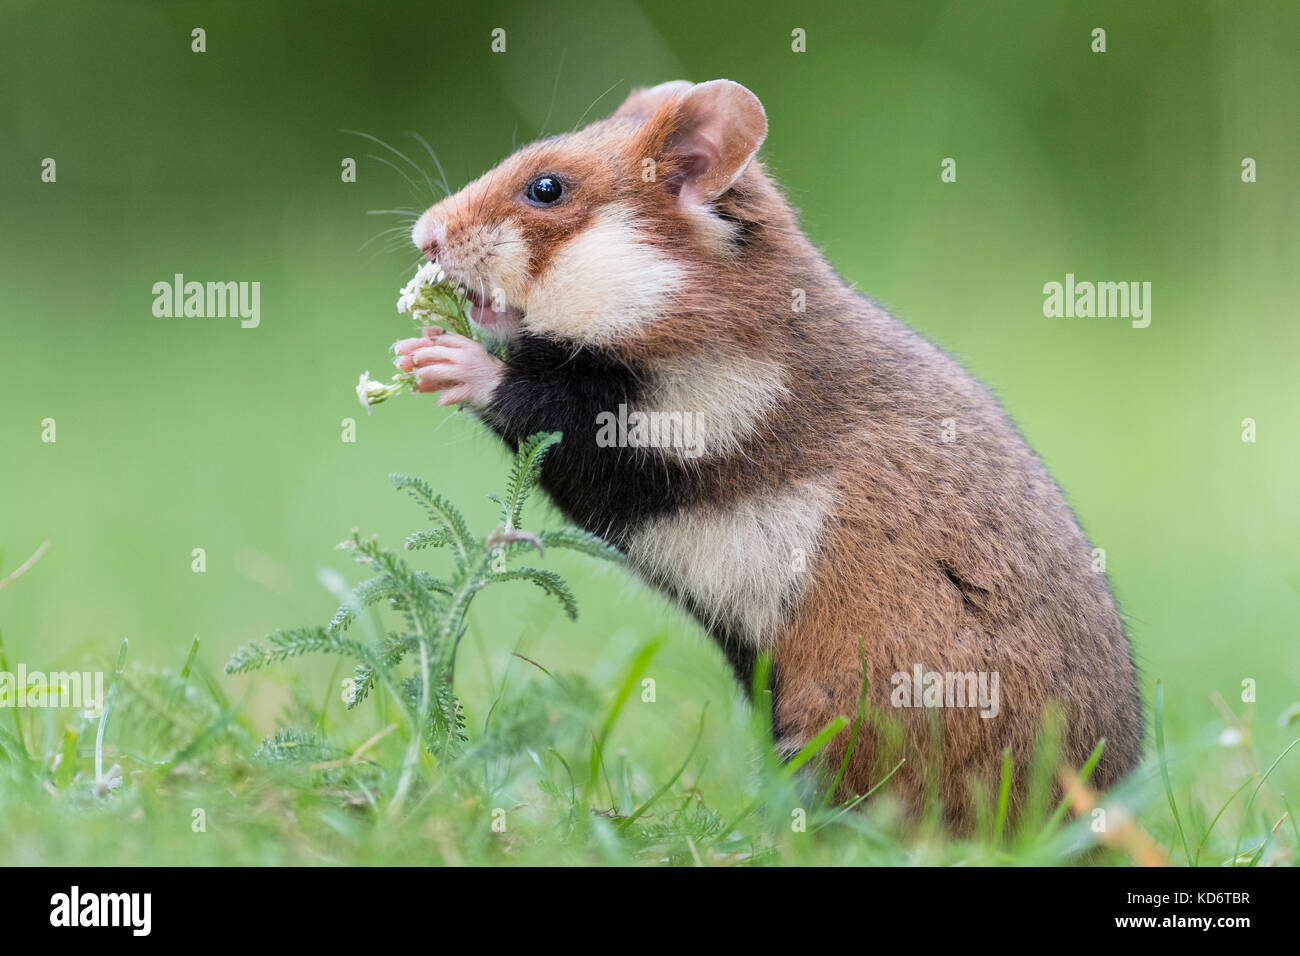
1 473 1295 867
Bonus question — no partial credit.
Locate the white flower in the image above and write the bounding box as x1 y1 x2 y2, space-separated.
414 261 445 287
397 262 449 315
356 371 384 414
356 369 416 414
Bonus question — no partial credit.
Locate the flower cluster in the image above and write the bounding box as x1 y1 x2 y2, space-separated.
355 261 479 414
396 262 443 316
396 260 474 338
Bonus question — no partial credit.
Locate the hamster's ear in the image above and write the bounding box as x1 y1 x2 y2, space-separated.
612 80 694 119
633 79 767 206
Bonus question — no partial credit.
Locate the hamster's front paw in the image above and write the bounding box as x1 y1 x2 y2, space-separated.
392 327 505 408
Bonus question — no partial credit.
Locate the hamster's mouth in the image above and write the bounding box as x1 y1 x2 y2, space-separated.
462 285 523 335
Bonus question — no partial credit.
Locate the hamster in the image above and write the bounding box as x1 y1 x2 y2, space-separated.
394 79 1143 827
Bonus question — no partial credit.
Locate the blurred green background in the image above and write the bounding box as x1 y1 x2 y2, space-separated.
2 0 1298 834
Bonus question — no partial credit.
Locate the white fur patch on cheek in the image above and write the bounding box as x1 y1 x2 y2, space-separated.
524 204 684 346
624 480 837 648
477 219 530 306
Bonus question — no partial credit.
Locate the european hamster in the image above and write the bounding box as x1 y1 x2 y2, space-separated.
393 79 1143 826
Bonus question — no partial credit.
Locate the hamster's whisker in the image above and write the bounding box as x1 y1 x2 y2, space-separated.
537 48 565 137
364 153 436 203
472 158 507 227
407 131 454 197
341 128 442 201
359 225 419 252
361 239 418 267
571 78 625 132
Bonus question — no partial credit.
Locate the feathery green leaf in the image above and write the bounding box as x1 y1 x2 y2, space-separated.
225 627 365 675
491 566 579 620
499 431 562 530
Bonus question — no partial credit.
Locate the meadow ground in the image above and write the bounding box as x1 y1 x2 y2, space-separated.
0 436 1295 867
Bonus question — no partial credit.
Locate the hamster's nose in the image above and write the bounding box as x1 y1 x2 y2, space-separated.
412 213 444 262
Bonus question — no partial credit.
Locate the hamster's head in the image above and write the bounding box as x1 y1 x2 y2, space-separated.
412 79 770 350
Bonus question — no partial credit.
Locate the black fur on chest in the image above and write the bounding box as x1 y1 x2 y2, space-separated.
481 332 765 694
481 332 704 543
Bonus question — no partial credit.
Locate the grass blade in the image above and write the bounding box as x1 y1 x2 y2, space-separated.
1193 774 1256 867
993 747 1013 844
1154 680 1193 865
618 707 708 830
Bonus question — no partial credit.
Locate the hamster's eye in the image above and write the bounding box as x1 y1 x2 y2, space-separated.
526 175 563 205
